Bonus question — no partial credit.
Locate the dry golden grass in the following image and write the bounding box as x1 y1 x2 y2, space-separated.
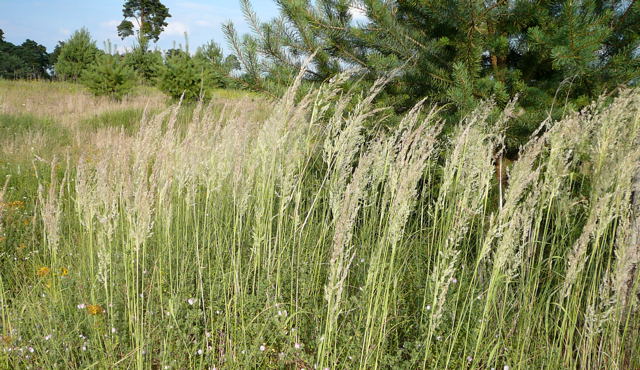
0 80 165 165
0 80 269 166
0 80 165 127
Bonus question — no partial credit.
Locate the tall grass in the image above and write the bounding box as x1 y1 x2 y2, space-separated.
0 76 639 369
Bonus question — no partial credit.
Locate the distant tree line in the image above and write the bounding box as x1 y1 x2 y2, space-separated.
0 0 244 102
0 29 52 79
0 26 240 102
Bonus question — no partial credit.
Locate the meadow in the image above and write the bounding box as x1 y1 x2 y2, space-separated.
0 76 639 369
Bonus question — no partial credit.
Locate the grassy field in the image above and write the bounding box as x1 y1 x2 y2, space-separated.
0 78 639 369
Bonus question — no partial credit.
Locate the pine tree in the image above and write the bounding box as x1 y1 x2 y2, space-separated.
54 28 101 81
117 0 171 49
193 41 239 88
226 0 640 145
82 53 136 101
123 45 163 84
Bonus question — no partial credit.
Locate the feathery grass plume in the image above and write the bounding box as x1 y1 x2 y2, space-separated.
434 103 496 241
243 61 320 299
614 166 640 312
423 247 459 345
0 177 7 239
469 108 550 363
93 156 119 293
318 139 383 367
490 160 544 282
324 74 391 217
611 93 640 312
477 127 546 264
563 92 640 298
580 268 618 368
359 103 442 367
74 158 98 229
419 106 497 362
37 159 67 267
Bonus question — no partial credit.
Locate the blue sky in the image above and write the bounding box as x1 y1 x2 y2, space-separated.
0 0 280 53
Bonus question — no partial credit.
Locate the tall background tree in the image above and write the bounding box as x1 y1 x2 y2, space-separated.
117 0 171 49
225 0 640 147
117 0 170 84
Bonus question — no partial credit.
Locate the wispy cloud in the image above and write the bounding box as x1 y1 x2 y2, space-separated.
164 21 189 36
195 20 213 27
101 20 120 28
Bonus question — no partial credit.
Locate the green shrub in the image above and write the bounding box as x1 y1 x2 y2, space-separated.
81 55 136 101
53 28 100 81
123 46 163 84
193 41 238 88
157 52 222 101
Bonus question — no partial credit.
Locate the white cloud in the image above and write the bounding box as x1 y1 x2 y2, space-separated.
195 20 213 27
101 20 121 28
59 28 71 36
164 21 190 36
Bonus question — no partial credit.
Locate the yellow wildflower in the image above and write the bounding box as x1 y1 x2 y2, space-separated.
23 218 30 226
0 335 12 345
11 201 25 208
86 304 104 315
60 267 69 276
0 201 24 209
37 266 51 276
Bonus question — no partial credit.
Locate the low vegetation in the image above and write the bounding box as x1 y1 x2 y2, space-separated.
0 74 638 368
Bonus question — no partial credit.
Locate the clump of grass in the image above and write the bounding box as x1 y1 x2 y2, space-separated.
0 76 638 369
0 113 58 135
0 113 71 163
81 108 145 134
